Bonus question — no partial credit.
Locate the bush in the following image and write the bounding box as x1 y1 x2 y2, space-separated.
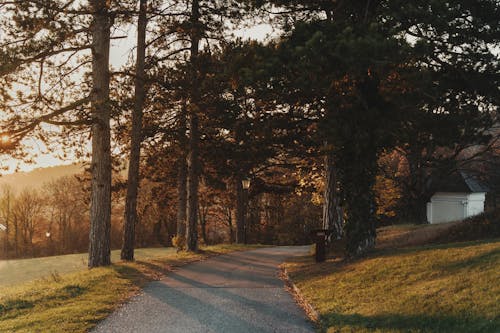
171 235 185 251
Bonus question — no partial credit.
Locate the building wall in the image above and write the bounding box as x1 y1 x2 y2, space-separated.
466 192 486 217
427 192 486 224
428 192 467 224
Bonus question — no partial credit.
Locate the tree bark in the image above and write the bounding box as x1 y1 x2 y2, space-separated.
185 0 201 252
176 104 187 238
226 207 234 243
345 189 377 256
88 0 112 268
186 109 200 251
235 175 245 243
199 205 208 245
121 0 147 261
322 149 343 239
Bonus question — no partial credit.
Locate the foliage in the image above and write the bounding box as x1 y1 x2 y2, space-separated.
171 235 185 251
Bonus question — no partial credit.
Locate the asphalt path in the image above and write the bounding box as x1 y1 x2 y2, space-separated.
92 246 315 333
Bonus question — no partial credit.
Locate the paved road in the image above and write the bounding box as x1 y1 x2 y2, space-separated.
92 246 315 333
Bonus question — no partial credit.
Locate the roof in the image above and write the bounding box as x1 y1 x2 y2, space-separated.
435 171 489 193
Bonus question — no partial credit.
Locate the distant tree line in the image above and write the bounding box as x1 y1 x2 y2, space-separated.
0 171 321 259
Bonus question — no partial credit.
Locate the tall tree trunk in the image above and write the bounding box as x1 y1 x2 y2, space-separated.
226 208 234 243
235 175 245 243
186 110 200 251
121 0 147 261
88 0 112 268
322 149 343 239
199 206 208 245
186 0 200 252
176 105 187 238
342 137 378 257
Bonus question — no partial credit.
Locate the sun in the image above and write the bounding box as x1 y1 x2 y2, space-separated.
0 134 10 144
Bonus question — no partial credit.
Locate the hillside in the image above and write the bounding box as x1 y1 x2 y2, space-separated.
286 238 500 333
285 216 500 333
0 164 84 193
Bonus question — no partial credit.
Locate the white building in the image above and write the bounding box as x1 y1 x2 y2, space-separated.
426 171 488 224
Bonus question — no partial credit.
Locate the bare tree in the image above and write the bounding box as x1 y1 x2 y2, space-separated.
13 189 43 257
0 185 14 258
43 176 87 253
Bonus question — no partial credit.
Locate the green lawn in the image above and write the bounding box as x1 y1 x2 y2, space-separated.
0 244 265 333
0 248 176 287
286 239 500 333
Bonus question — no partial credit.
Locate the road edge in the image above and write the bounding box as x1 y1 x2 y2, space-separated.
280 264 323 331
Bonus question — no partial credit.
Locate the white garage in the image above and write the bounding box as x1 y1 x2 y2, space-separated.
426 172 488 224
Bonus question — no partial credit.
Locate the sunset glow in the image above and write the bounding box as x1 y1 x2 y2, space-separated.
0 134 9 144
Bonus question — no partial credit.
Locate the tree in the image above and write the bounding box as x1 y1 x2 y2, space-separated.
0 0 126 266
144 0 255 251
87 0 113 267
121 0 148 261
0 185 14 258
251 0 499 256
43 176 88 253
13 189 43 256
380 0 500 223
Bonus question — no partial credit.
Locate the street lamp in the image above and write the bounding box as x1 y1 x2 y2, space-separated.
241 178 251 243
242 178 251 190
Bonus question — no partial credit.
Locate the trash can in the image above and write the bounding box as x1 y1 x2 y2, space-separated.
310 229 332 262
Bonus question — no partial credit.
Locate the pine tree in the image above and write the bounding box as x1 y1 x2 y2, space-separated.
0 0 121 266
121 0 148 261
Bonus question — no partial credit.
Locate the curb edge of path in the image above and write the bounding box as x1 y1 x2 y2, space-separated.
280 265 323 332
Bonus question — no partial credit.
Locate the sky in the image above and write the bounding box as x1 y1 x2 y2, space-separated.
0 23 275 175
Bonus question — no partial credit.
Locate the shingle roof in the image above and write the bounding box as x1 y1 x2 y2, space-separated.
436 171 489 193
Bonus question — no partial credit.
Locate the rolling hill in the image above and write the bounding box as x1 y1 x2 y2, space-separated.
0 164 84 193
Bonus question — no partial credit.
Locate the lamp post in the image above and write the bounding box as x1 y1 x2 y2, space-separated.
45 231 52 256
0 223 6 259
241 178 250 244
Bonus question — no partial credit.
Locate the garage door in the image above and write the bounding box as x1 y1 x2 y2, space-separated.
431 200 465 223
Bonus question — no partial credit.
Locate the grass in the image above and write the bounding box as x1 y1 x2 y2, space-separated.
0 248 177 287
285 239 500 333
375 222 460 250
0 244 265 333
376 209 500 250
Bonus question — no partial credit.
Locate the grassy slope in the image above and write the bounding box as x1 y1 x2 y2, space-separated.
0 244 264 333
286 239 500 333
0 248 176 287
